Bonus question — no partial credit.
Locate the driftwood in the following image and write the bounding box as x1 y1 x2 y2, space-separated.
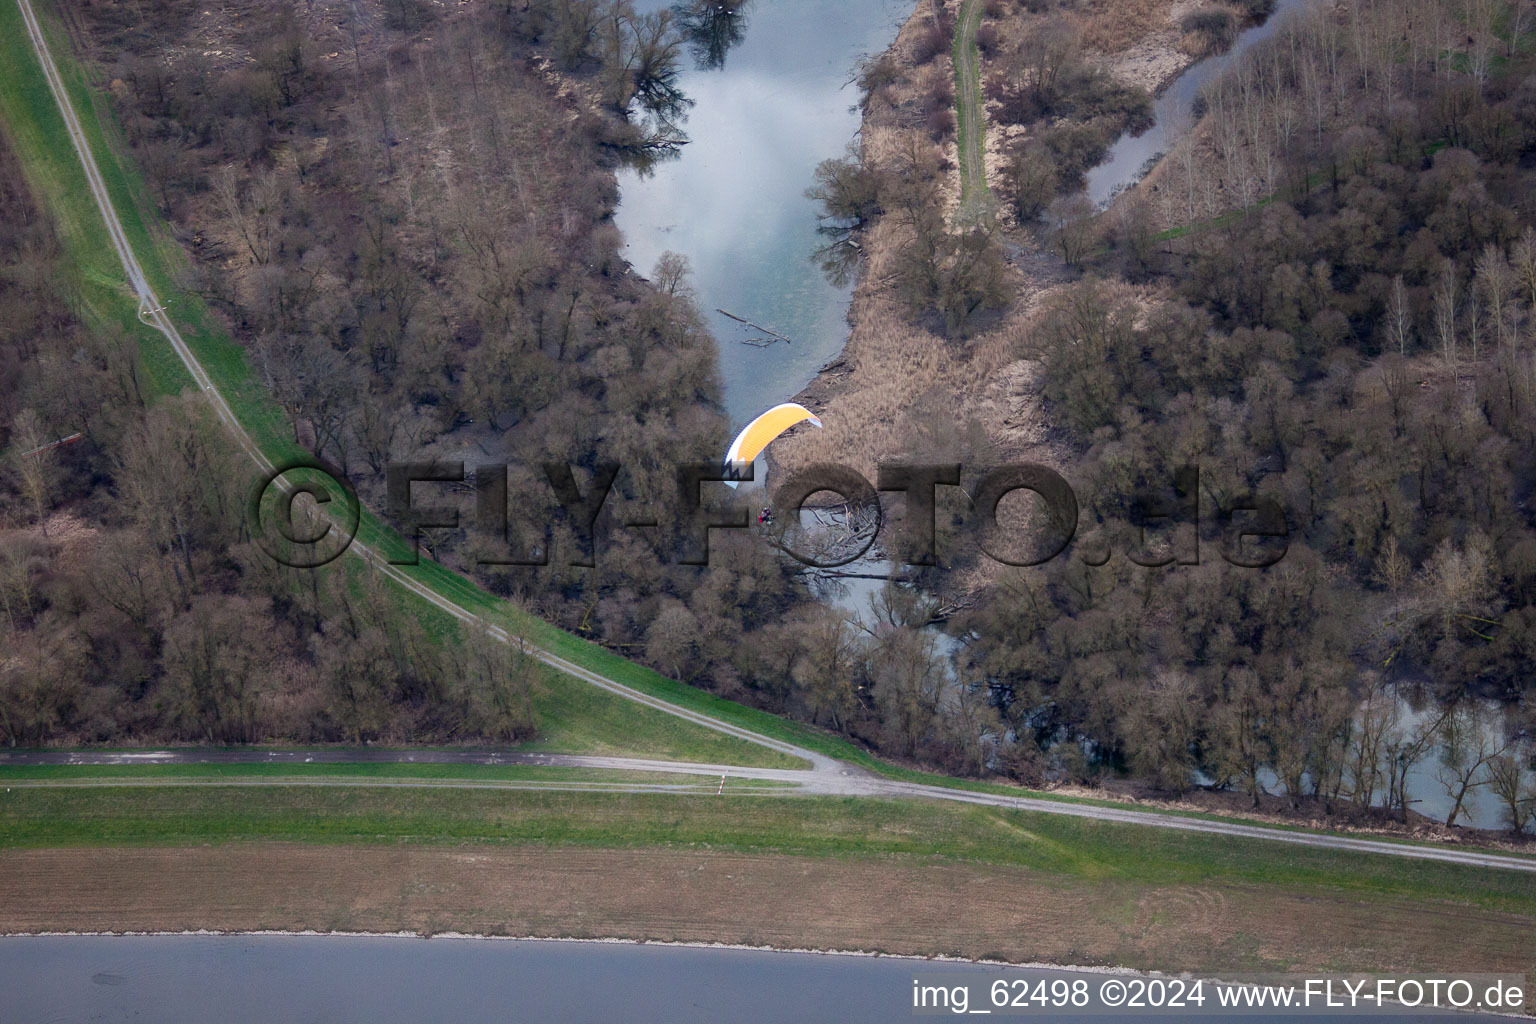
797 569 912 582
718 308 793 346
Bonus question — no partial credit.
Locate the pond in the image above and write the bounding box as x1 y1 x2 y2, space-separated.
617 0 912 427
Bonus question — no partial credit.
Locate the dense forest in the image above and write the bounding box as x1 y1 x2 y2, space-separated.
969 0 1536 825
802 0 1536 829
2 0 1533 832
0 131 541 745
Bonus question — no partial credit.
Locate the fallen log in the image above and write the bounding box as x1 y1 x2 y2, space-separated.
717 308 793 345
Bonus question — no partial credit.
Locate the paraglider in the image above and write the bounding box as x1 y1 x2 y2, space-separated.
724 402 823 485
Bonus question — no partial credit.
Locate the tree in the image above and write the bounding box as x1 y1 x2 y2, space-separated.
7 409 52 533
1432 258 1458 367
1209 669 1268 808
645 599 703 681
627 10 689 121
1386 273 1412 356
1511 226 1536 314
1474 243 1516 350
935 221 1009 338
1485 747 1535 834
0 626 85 747
1434 702 1504 826
1049 195 1097 267
1383 707 1443 823
1347 675 1395 812
548 0 603 68
1000 141 1058 223
0 535 43 634
117 399 236 597
650 251 694 298
255 331 359 465
866 626 944 756
161 596 272 743
460 626 536 742
1014 16 1078 111
211 166 279 266
806 149 883 229
791 609 861 732
1419 535 1493 645
1121 670 1200 794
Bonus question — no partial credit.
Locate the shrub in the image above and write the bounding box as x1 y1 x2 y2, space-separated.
858 54 901 109
1038 120 1115 187
975 23 1003 57
927 106 957 141
929 76 956 111
911 21 951 65
1180 8 1238 55
1234 0 1277 19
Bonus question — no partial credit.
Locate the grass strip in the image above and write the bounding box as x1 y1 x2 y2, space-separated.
2 786 1531 915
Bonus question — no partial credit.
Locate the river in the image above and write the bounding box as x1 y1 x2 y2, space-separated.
618 0 912 426
0 935 1500 1021
619 0 1314 425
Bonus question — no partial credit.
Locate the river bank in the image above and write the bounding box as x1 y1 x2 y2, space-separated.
3 842 1532 988
774 0 1198 603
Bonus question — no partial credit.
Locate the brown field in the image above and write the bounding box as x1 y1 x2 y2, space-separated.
3 844 1533 986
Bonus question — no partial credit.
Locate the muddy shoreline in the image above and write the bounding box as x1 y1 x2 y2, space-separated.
3 845 1531 988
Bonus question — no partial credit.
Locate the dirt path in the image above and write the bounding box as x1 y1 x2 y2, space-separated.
952 0 990 207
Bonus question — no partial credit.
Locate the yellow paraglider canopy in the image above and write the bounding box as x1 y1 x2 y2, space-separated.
725 402 823 472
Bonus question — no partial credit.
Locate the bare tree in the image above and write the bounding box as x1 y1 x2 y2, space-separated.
0 535 43 634
1485 747 1535 834
1387 273 1412 356
1122 669 1201 794
1509 0 1533 57
1210 669 1268 808
1013 16 1078 108
212 166 280 266
791 610 861 732
650 251 694 298
1384 706 1445 823
459 626 536 741
1434 702 1505 826
1511 226 1536 326
1050 195 1097 267
1347 675 1396 811
8 408 51 533
1432 258 1458 368
866 626 945 757
1475 243 1516 350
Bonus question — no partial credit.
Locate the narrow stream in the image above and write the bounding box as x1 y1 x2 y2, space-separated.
1086 0 1308 206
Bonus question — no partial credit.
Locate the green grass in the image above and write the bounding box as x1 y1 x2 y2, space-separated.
0 764 786 787
1 785 1531 914
951 0 992 211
